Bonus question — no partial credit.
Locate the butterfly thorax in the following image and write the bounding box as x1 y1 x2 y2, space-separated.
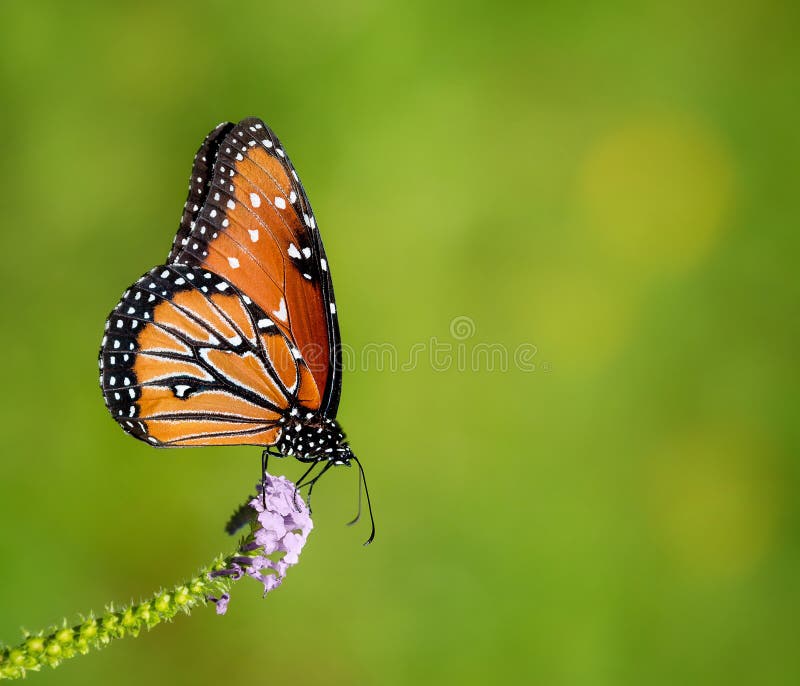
276 408 351 465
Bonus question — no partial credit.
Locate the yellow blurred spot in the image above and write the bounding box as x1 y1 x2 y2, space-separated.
646 425 779 579
579 116 734 271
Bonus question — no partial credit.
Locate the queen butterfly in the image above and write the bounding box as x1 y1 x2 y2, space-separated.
98 118 374 543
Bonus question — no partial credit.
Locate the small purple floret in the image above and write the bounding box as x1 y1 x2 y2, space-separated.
208 474 313 614
209 593 230 615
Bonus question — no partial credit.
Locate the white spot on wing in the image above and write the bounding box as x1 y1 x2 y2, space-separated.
287 243 301 259
249 192 261 208
248 229 259 242
227 256 240 269
274 196 286 209
273 298 288 322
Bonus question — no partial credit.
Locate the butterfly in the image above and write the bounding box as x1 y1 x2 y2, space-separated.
98 117 374 543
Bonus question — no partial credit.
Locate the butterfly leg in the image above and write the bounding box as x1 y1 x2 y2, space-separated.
261 449 270 508
260 446 284 506
299 460 334 514
293 460 320 510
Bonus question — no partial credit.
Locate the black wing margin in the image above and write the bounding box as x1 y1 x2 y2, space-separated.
168 121 236 263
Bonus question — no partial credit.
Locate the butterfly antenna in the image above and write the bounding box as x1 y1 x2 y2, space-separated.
350 456 375 545
293 461 319 509
346 463 363 526
260 449 271 508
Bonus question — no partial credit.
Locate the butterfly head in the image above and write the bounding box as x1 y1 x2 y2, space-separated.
277 409 351 465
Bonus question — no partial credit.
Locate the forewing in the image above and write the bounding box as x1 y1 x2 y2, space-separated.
169 118 341 416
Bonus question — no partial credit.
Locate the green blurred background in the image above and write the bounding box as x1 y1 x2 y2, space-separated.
1 1 798 684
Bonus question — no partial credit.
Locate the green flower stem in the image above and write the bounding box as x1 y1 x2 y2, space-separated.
0 551 243 680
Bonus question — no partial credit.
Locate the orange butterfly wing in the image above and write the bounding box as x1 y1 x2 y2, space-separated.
169 118 342 416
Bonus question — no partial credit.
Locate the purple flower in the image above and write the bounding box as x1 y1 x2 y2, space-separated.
208 474 313 614
208 593 230 615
